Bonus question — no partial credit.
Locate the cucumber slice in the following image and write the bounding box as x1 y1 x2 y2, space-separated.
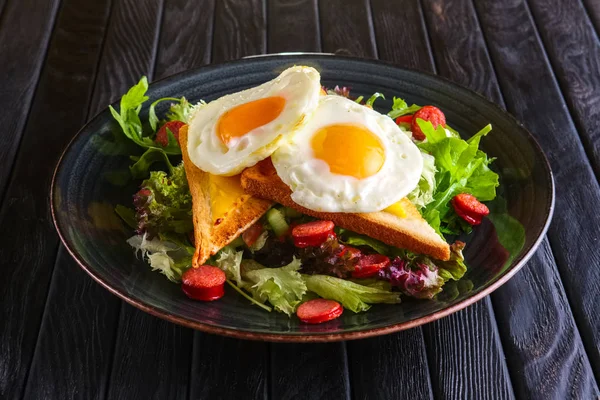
266 208 290 237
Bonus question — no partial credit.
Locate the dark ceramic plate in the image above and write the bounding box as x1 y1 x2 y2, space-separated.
51 54 554 342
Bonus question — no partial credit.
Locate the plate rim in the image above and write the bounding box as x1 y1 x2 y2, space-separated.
50 53 555 342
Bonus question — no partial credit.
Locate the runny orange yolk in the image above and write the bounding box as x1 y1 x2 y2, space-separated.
311 124 385 179
217 96 286 144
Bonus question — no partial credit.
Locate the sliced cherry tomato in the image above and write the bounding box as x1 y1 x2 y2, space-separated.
297 299 343 324
292 220 335 248
451 193 490 226
395 115 413 124
242 221 264 247
181 265 226 301
352 254 391 278
411 105 446 141
156 121 186 147
339 246 361 259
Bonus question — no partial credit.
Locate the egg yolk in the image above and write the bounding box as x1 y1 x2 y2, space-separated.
311 124 385 179
217 96 286 144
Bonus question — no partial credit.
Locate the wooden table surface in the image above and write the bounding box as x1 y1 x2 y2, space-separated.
2 0 600 398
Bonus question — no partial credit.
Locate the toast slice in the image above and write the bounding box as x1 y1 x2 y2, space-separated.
241 159 450 260
179 125 273 266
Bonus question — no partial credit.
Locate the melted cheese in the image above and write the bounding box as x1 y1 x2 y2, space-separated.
209 174 248 223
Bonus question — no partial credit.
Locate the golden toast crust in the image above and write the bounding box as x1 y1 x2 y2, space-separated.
180 126 273 267
241 159 451 260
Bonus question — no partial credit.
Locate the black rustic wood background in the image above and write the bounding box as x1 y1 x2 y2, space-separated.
1 0 600 398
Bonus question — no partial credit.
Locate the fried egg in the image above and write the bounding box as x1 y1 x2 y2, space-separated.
271 95 423 213
187 66 321 176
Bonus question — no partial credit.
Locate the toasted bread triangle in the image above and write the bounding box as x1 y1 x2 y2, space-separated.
179 126 273 267
241 159 450 260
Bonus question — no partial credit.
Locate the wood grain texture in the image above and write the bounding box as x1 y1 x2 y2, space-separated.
473 0 600 394
348 330 434 400
154 0 215 78
0 0 110 397
189 334 268 399
23 253 120 400
421 0 502 101
270 343 350 400
582 0 600 39
422 302 514 399
88 0 165 115
527 0 600 181
319 0 377 57
0 0 60 203
106 304 192 400
267 0 320 53
212 0 266 62
370 0 433 70
493 240 599 398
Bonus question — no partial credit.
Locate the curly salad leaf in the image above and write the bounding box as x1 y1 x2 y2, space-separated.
130 163 193 237
127 233 194 282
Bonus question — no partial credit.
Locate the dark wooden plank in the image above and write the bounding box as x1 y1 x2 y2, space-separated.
527 0 600 181
582 0 600 38
154 0 215 78
348 330 434 399
0 0 60 202
472 0 600 394
319 0 377 57
270 343 350 400
422 302 514 399
106 305 192 400
189 334 268 399
22 251 120 400
267 0 320 53
370 0 433 70
212 0 266 63
22 1 171 399
0 0 110 398
493 240 599 398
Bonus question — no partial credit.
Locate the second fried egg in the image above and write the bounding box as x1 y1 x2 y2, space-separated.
271 95 423 213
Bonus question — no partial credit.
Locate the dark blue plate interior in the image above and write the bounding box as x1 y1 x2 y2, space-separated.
52 55 554 341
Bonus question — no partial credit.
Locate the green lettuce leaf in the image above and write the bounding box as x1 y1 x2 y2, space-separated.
244 258 307 315
108 77 155 149
417 121 499 235
387 97 422 119
129 147 174 179
336 228 390 255
303 274 400 313
435 241 467 282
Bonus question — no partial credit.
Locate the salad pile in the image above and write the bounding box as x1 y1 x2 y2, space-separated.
113 78 499 322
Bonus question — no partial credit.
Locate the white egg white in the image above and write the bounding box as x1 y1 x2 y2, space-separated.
187 66 321 176
272 95 424 213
